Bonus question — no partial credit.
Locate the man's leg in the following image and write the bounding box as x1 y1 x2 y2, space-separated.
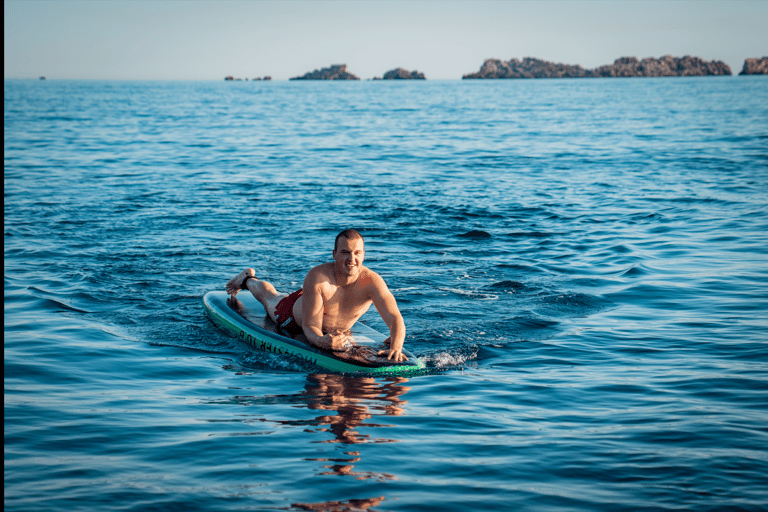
226 268 285 322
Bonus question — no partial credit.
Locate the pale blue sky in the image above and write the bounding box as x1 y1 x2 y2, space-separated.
4 0 767 80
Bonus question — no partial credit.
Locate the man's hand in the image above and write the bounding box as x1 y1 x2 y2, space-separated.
378 337 406 362
378 348 406 362
320 330 350 352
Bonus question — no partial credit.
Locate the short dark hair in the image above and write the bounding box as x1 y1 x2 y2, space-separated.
334 229 364 251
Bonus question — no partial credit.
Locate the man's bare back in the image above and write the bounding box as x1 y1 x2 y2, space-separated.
225 230 407 362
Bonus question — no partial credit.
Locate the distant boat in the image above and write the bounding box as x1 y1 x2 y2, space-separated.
39 76 46 80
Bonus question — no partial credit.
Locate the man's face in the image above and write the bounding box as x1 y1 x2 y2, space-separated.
333 237 365 278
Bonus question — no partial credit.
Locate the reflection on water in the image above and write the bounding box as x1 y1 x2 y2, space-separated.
306 450 396 481
290 496 385 511
214 373 411 442
209 371 410 484
302 374 410 444
301 374 407 483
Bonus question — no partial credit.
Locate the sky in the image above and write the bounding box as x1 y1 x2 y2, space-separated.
4 0 767 80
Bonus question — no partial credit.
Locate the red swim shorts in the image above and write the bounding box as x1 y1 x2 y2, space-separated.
274 288 303 336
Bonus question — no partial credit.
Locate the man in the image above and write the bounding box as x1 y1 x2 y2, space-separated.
225 229 407 362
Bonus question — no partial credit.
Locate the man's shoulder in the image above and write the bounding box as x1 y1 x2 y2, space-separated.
306 262 334 281
359 267 387 289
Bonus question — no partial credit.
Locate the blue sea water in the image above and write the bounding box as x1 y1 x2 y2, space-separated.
4 76 768 511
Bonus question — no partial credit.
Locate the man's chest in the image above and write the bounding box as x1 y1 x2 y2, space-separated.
320 284 369 311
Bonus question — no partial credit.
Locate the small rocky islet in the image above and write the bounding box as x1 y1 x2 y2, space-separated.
286 64 425 80
224 75 270 81
226 56 768 81
289 64 360 80
740 57 768 75
373 68 426 80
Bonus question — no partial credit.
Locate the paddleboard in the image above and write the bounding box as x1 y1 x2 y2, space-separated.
203 291 424 374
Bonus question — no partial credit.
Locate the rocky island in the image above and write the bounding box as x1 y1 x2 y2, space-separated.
463 57 591 79
593 55 731 77
739 57 768 75
463 55 732 79
373 68 426 80
290 64 359 80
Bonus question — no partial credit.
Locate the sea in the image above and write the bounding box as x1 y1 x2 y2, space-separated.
4 76 768 511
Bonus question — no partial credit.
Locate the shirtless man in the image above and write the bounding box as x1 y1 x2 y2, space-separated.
225 229 407 362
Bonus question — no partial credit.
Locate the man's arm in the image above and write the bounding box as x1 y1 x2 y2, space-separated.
370 274 407 362
301 268 348 351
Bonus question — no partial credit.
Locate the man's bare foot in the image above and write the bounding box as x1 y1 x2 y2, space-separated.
225 269 256 296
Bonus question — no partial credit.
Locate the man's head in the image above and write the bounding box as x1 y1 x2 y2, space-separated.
333 229 365 278
334 229 364 252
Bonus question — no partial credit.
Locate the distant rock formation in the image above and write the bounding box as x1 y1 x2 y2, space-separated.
226 75 271 81
593 55 731 77
463 55 732 79
739 57 768 75
463 58 592 79
290 64 359 80
381 67 426 80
